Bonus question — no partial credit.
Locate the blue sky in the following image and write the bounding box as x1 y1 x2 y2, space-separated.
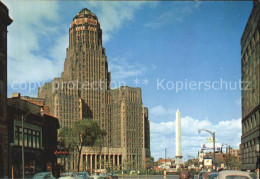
4 0 253 161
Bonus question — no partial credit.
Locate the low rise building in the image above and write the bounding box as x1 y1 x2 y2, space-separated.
7 94 59 178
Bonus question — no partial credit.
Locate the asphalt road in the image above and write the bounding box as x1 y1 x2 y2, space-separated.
118 175 198 179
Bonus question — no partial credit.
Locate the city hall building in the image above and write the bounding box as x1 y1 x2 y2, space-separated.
38 8 150 171
241 1 260 171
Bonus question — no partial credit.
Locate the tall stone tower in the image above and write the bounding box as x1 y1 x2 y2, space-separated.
62 8 110 140
175 109 183 168
38 8 150 171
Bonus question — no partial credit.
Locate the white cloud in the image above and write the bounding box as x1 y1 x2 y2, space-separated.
145 2 201 29
150 113 242 161
86 1 147 43
150 105 167 116
4 0 150 90
108 57 146 81
4 0 66 85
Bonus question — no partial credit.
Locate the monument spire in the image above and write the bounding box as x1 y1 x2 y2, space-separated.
175 108 183 168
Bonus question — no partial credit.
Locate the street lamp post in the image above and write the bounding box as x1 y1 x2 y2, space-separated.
198 129 216 171
21 111 36 179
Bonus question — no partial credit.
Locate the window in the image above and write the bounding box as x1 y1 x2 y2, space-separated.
14 126 41 149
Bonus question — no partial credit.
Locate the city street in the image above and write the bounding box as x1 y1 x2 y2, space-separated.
1 1 259 178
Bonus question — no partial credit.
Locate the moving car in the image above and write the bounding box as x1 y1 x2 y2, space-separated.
76 172 89 179
208 172 219 179
198 171 207 179
204 172 213 179
217 170 256 179
59 172 77 179
179 170 194 179
32 172 55 179
107 172 118 179
88 174 108 179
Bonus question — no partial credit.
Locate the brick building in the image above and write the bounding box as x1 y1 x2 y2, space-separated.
241 1 260 171
38 8 150 171
0 1 12 178
7 94 60 178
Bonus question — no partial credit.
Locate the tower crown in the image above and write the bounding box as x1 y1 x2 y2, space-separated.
69 8 102 48
73 8 97 21
71 8 98 28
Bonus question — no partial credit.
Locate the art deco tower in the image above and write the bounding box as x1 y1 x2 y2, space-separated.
175 109 183 167
62 8 110 128
38 8 150 171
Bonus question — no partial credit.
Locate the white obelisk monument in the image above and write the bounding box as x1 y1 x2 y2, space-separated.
175 109 183 168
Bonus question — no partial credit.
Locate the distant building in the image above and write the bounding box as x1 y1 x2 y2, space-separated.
241 1 260 171
226 147 241 158
7 94 60 178
38 8 150 171
153 158 175 171
0 1 12 178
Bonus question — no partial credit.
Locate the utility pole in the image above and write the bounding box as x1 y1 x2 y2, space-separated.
198 129 216 171
22 114 24 179
213 132 215 171
165 148 167 168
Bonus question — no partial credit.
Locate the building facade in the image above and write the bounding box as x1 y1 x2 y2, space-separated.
241 1 260 171
8 94 60 178
38 8 150 171
0 1 12 178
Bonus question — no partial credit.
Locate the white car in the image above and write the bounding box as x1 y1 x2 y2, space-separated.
32 172 55 179
59 172 77 179
89 174 108 179
217 170 256 179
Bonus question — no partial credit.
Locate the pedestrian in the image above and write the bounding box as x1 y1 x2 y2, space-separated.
163 170 167 179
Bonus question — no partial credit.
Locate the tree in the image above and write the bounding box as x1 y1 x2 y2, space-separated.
59 119 106 172
145 157 154 170
223 154 241 170
185 158 199 167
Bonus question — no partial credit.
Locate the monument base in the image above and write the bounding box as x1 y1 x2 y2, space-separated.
175 156 183 169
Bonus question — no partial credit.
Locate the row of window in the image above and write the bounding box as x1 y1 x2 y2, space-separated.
242 110 260 134
14 126 41 149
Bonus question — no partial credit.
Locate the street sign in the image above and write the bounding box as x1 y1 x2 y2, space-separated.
54 148 69 157
206 137 213 142
204 158 212 166
201 143 222 151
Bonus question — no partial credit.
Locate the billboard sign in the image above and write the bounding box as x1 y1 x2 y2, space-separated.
204 158 212 166
201 143 222 151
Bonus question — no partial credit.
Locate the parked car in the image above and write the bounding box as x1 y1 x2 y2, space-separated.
179 170 194 179
107 172 118 179
89 174 108 179
204 172 212 179
59 172 77 179
198 171 208 179
217 170 256 179
208 172 219 179
76 172 89 179
32 172 55 179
